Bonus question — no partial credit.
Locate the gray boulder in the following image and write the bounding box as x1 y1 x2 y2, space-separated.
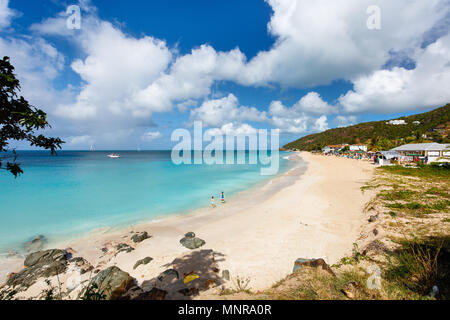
133 257 153 270
131 231 150 243
184 232 196 238
180 235 206 250
85 266 135 300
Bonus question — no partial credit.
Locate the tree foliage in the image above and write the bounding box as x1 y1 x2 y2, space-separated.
0 56 64 177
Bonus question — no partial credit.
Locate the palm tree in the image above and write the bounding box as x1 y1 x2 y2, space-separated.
369 135 381 152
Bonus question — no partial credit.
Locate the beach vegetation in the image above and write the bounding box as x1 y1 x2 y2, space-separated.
379 163 450 180
233 275 252 294
387 211 397 217
81 283 107 301
384 237 449 298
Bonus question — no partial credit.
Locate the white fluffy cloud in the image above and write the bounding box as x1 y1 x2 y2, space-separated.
293 92 336 115
339 34 450 113
55 21 172 121
190 94 267 127
267 92 333 133
236 0 447 87
0 0 15 30
313 115 329 132
0 36 68 109
268 101 309 134
206 123 258 136
188 92 331 134
133 45 246 113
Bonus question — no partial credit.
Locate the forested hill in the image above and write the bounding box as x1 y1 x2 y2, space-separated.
283 103 450 151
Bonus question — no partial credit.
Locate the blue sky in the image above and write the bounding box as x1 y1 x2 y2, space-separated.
1 0 449 149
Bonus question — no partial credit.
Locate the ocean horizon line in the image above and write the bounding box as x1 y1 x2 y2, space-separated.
9 149 288 152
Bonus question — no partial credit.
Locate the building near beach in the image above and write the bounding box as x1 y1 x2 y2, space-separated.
349 144 368 152
390 143 450 163
322 144 349 153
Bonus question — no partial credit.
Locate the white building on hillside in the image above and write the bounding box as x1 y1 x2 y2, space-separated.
386 120 407 125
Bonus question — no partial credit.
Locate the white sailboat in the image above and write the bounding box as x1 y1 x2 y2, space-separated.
90 145 95 152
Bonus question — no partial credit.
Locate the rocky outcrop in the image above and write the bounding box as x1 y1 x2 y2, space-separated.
85 266 135 300
24 249 68 267
293 258 335 276
180 232 206 250
133 257 153 270
131 231 151 243
6 249 69 292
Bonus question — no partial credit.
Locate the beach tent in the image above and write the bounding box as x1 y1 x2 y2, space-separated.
375 151 403 166
379 151 401 159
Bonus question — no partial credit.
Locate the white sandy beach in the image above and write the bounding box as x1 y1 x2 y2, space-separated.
1 152 375 299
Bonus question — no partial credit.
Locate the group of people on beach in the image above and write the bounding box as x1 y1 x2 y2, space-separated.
210 192 225 208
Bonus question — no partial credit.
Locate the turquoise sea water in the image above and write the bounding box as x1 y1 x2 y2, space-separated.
0 150 295 253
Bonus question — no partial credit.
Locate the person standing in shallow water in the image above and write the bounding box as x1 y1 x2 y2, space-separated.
210 196 215 208
221 192 226 204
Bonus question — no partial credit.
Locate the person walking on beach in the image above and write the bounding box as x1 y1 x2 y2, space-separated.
221 192 226 204
210 196 215 208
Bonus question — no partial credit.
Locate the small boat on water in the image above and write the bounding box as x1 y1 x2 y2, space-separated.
107 153 120 159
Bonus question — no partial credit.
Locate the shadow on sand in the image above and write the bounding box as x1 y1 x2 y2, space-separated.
137 249 227 300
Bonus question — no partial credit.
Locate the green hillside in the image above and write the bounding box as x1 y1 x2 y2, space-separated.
283 103 450 152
